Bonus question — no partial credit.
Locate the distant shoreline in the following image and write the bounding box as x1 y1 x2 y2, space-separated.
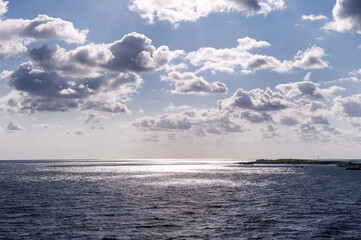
239 159 361 170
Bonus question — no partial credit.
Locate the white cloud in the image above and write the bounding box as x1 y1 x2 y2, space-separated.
219 88 289 111
0 14 88 60
185 39 328 74
129 0 285 26
32 123 61 129
164 103 192 112
324 0 361 34
0 0 8 16
293 45 329 70
301 14 328 21
304 72 312 81
164 71 228 95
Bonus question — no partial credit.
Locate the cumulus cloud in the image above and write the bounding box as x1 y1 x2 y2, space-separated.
6 120 24 132
185 39 328 74
239 111 273 123
133 107 244 136
132 81 349 142
324 0 361 34
0 13 88 60
0 32 181 115
334 94 361 117
164 71 227 95
276 81 325 99
129 0 285 26
301 14 328 21
339 68 361 82
293 45 329 69
219 88 289 111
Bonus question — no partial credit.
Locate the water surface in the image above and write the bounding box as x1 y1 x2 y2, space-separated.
0 159 360 239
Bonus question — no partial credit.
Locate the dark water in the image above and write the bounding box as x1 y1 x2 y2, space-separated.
0 159 361 239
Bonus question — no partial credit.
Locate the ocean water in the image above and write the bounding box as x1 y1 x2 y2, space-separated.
0 159 360 239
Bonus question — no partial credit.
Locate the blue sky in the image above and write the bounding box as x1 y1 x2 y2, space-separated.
1 0 361 160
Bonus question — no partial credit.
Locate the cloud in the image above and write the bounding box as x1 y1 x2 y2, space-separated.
129 0 285 26
0 13 88 60
32 123 61 129
185 39 328 74
311 116 330 125
301 14 328 21
6 120 24 132
276 81 324 99
324 0 361 34
219 88 289 111
304 72 312 81
280 116 299 126
0 32 181 115
293 45 329 69
239 111 273 123
67 130 86 135
133 107 244 136
133 113 192 131
0 0 8 16
164 103 192 112
334 94 361 117
339 68 361 82
164 71 227 95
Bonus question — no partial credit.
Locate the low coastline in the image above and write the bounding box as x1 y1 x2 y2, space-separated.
239 159 361 170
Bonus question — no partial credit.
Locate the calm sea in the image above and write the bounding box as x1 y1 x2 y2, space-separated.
0 159 360 239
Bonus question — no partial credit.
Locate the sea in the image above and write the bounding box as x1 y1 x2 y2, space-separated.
0 159 360 239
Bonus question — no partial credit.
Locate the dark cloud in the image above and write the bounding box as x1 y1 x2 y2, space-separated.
2 33 171 114
247 58 268 68
231 0 261 11
280 116 299 126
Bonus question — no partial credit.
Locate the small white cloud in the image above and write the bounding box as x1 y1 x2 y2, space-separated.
302 14 328 21
304 72 312 81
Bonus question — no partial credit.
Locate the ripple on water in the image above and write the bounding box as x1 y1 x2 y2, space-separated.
0 160 361 239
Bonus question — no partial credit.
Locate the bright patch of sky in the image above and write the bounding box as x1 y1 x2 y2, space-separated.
1 0 361 160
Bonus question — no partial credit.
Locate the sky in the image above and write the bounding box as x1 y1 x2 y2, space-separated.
1 0 361 160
